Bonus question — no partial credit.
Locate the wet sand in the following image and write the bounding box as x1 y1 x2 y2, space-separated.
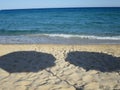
0 44 120 90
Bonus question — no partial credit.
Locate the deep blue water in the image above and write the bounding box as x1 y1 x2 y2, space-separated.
0 7 120 42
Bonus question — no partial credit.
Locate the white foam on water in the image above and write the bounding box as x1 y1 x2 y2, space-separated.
28 34 120 40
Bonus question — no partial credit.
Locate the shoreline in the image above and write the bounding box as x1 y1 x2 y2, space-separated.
0 35 120 44
0 44 120 46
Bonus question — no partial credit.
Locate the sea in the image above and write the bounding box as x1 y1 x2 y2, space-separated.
0 7 120 44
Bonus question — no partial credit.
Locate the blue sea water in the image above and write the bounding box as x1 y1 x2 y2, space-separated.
0 7 120 44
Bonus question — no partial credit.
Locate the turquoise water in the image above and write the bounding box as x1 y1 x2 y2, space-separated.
0 7 120 44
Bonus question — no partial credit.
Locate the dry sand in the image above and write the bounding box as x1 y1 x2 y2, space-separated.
0 44 120 90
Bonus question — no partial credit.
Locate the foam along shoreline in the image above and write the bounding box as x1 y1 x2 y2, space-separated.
0 34 120 44
0 44 120 90
33 34 120 40
0 33 120 40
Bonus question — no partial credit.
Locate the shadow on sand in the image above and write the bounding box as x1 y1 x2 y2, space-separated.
0 51 55 73
65 51 120 72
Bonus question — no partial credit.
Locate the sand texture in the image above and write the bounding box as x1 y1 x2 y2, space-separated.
0 44 120 90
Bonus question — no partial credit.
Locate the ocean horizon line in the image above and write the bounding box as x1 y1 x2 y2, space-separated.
1 6 120 11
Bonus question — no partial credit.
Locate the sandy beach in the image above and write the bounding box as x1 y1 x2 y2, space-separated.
0 44 120 90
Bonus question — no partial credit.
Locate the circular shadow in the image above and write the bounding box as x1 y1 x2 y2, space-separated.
65 51 120 72
0 51 56 73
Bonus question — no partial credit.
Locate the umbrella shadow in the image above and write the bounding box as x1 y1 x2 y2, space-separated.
0 51 56 73
65 51 120 72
